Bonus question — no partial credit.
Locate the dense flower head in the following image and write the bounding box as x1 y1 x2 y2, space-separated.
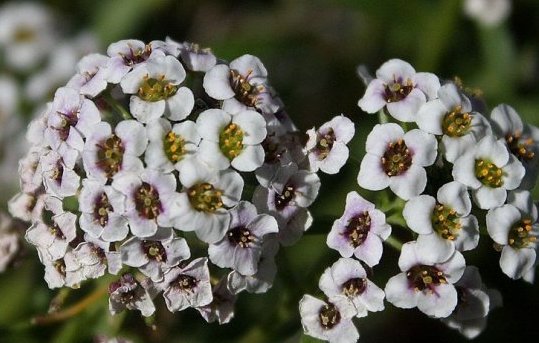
10 37 321 324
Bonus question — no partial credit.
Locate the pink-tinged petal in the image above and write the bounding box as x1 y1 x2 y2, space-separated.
327 222 355 258
327 115 355 143
121 238 148 267
389 164 426 200
358 79 387 113
317 142 349 175
376 59 416 82
365 123 404 156
500 246 536 280
417 283 457 318
357 153 390 191
403 195 436 235
385 273 418 309
404 129 437 166
416 99 446 135
386 88 426 122
115 120 147 156
354 233 383 267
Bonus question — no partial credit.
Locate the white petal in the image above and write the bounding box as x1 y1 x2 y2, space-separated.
473 186 506 210
386 88 425 122
486 205 519 245
389 164 427 200
404 129 437 166
500 246 536 280
203 64 234 100
231 144 264 172
417 283 457 318
385 273 418 309
365 123 404 156
416 99 446 135
403 195 436 234
437 181 471 216
166 87 194 121
357 153 390 191
358 79 387 113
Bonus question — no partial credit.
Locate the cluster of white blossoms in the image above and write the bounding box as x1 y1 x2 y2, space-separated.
9 37 331 324
300 58 538 342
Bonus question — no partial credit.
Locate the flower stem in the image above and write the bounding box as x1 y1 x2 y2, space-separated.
104 93 133 120
378 109 389 124
384 235 403 251
32 283 109 325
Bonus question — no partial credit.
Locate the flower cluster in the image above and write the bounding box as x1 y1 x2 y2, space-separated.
301 58 538 342
10 37 323 323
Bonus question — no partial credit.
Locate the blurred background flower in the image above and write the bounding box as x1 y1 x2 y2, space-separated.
0 0 538 342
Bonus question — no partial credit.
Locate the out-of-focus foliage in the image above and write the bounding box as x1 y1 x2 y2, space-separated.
1 0 539 342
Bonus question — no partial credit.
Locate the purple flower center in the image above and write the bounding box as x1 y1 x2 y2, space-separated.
343 212 371 248
227 227 255 248
96 134 125 178
172 274 198 292
142 240 167 262
406 265 447 292
56 109 80 141
53 259 66 277
262 133 285 164
51 161 64 185
49 224 66 240
94 192 113 227
134 182 162 220
275 184 295 210
381 139 412 176
342 277 367 297
122 44 152 66
384 78 414 103
318 303 341 330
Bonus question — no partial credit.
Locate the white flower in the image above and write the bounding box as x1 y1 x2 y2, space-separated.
453 135 525 209
416 82 491 163
299 294 359 343
403 181 479 262
42 251 83 289
208 201 278 276
106 39 156 84
0 2 56 70
197 278 237 324
196 108 267 172
174 160 243 243
66 53 109 98
121 54 194 123
203 54 281 115
385 241 466 318
327 191 391 267
108 273 156 317
227 237 279 294
25 211 78 261
358 59 440 122
306 115 355 174
82 120 147 182
319 258 385 317
178 41 217 72
357 123 438 200
112 170 183 238
464 0 511 26
145 118 200 173
490 104 539 190
155 257 213 312
442 266 502 340
486 191 538 279
46 87 101 152
79 178 129 242
120 228 190 281
38 149 80 198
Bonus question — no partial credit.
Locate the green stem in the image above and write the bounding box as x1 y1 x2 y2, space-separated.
104 94 133 120
378 109 389 124
384 235 403 251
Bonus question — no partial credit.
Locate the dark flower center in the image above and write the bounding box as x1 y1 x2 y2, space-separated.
134 182 161 220
173 274 198 292
49 223 66 240
381 139 412 176
474 159 503 188
442 106 472 137
51 161 64 184
230 69 264 107
407 265 447 292
508 218 537 249
54 259 66 277
227 227 255 248
506 131 536 161
431 203 461 240
94 192 113 227
384 79 414 103
142 240 167 262
314 129 335 160
343 212 371 248
188 183 223 213
342 277 367 297
123 44 152 66
56 109 80 141
318 303 341 330
275 185 295 210
96 134 124 178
